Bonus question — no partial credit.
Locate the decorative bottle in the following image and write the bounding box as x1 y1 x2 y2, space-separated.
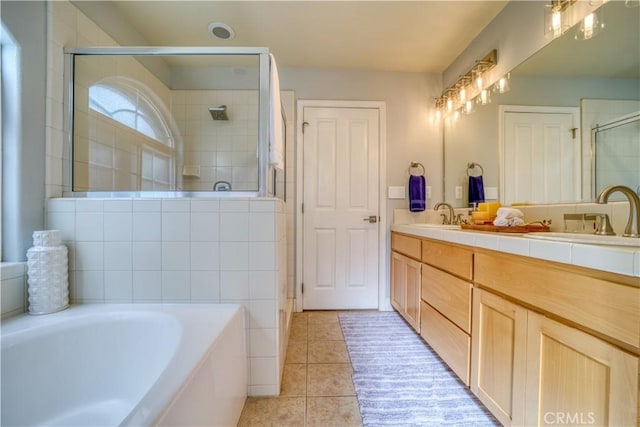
26 230 69 314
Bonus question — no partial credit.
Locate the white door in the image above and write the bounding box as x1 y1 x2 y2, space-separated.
302 107 380 310
502 110 579 205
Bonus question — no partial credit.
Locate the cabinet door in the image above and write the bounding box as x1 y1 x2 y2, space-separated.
525 312 639 426
471 288 527 426
391 252 406 313
390 252 421 332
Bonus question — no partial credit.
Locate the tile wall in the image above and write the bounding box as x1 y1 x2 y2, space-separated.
0 263 27 319
47 197 287 396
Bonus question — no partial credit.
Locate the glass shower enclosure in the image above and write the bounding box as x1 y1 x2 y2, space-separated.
64 47 279 197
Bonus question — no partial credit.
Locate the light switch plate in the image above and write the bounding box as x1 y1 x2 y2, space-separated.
388 186 405 199
426 186 432 199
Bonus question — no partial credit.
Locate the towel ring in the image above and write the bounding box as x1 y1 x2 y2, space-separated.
408 161 425 176
466 162 484 177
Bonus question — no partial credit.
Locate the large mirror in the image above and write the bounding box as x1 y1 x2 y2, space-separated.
444 0 640 207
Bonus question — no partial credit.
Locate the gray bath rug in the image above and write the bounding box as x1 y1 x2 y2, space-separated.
339 311 499 426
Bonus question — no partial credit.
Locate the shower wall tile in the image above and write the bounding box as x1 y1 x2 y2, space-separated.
46 196 286 397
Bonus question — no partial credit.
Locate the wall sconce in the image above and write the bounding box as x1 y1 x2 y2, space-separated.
433 49 497 120
545 0 575 39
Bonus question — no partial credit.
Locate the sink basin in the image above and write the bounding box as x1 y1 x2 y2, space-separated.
525 232 640 247
411 223 461 230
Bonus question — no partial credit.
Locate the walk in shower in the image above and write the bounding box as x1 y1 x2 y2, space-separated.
592 111 640 198
64 47 284 198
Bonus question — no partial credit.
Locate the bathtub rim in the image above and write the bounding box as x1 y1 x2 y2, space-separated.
1 303 246 427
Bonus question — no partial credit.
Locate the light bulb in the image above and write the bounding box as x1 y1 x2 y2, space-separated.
476 89 491 105
576 12 603 40
446 97 454 113
464 100 475 115
494 73 510 93
552 9 562 37
459 87 467 103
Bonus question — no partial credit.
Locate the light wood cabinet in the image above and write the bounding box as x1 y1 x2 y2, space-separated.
471 288 527 426
391 235 421 332
420 239 474 385
525 312 639 427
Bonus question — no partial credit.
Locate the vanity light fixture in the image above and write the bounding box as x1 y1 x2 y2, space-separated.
432 49 497 120
545 0 575 39
493 72 511 94
575 11 604 40
477 88 491 106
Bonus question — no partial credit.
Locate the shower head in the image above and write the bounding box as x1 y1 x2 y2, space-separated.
208 105 229 121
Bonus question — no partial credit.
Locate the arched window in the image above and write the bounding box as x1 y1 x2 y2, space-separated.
89 78 172 147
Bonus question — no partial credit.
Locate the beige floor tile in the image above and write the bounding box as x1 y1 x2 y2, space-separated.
308 321 344 341
285 340 308 364
307 311 339 324
289 320 308 341
307 363 355 397
308 340 350 364
280 364 307 397
306 396 363 427
237 397 306 427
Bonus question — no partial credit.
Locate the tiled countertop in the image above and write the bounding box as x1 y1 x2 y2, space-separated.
391 224 640 279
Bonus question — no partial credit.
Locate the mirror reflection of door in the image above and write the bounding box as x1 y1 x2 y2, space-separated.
500 106 580 205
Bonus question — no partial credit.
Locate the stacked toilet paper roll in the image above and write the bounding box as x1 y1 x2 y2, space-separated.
26 230 69 315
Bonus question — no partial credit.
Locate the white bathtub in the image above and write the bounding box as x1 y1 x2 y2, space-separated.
1 304 247 427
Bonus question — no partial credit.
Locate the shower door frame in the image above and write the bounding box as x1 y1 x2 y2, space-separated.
63 46 271 197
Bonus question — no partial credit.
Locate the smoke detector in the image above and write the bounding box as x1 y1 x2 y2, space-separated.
208 22 235 41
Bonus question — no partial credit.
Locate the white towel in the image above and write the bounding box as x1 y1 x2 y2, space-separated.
493 207 525 226
269 53 284 170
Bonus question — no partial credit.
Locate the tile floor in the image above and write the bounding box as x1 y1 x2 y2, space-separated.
237 311 363 427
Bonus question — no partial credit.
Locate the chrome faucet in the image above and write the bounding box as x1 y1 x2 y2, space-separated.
596 185 640 238
434 202 455 225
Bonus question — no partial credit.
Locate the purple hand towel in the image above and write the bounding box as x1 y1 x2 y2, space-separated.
409 175 426 212
468 175 485 205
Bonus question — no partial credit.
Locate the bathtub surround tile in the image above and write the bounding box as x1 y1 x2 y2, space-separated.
161 241 190 270
1 264 27 318
47 198 76 212
161 271 191 301
221 271 250 300
249 242 276 271
132 270 162 301
104 270 133 301
46 197 286 397
75 212 103 241
220 212 249 241
220 242 249 271
103 212 132 241
190 241 220 270
132 242 162 270
190 270 220 302
190 212 219 241
104 242 132 270
132 199 161 212
162 212 190 241
132 212 161 241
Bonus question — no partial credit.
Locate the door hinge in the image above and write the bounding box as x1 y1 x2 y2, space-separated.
301 203 304 214
570 127 578 139
301 283 304 294
302 121 309 133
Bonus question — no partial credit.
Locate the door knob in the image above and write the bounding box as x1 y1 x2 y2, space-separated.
363 216 378 223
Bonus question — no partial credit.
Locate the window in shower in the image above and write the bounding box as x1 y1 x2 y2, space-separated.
593 111 640 198
69 50 264 193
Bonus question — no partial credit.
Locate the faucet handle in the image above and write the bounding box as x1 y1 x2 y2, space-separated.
585 213 615 236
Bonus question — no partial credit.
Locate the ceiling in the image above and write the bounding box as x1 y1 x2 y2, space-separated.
79 1 509 73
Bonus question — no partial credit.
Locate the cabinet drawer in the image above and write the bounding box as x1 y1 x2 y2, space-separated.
421 264 472 333
420 301 471 385
422 240 473 280
475 252 640 352
391 233 421 260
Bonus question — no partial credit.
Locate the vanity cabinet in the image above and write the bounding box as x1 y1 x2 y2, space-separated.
473 250 640 426
391 233 421 331
471 288 527 426
420 239 473 385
